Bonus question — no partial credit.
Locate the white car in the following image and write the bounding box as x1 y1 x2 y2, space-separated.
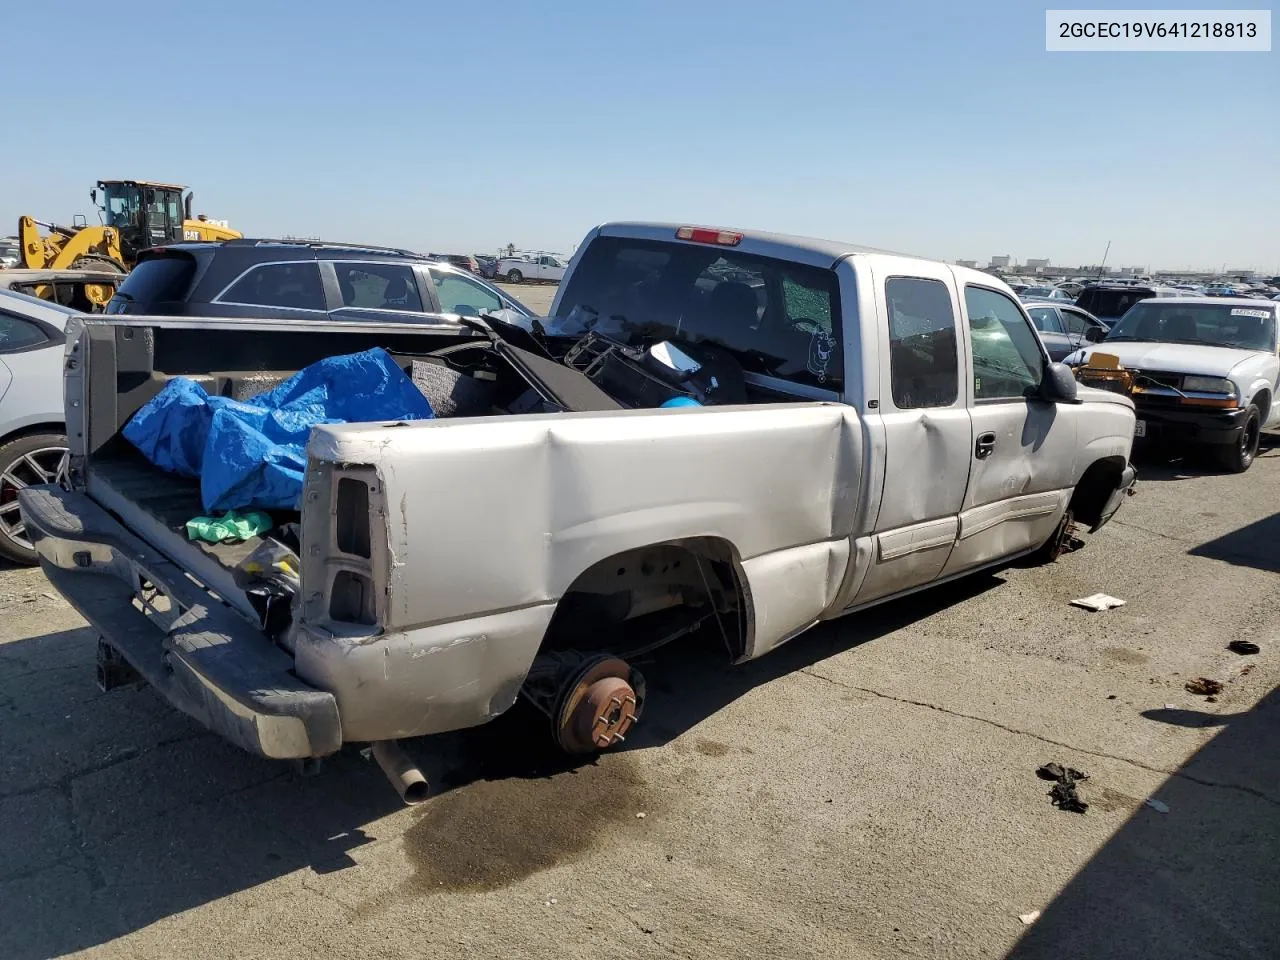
0 289 74 563
1067 297 1278 472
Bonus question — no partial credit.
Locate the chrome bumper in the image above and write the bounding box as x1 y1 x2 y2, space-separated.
17 485 341 760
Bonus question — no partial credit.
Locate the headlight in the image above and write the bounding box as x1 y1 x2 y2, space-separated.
1182 376 1236 395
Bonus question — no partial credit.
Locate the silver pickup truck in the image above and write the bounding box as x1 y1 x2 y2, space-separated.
19 222 1137 801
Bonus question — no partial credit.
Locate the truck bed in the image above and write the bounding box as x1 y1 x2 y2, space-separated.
89 451 288 574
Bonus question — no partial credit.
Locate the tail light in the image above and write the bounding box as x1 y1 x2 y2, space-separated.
676 226 743 246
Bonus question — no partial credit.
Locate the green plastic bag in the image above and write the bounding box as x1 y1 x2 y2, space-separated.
185 509 273 544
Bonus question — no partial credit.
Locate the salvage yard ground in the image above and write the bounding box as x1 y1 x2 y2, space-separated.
1 401 1276 956
497 280 557 316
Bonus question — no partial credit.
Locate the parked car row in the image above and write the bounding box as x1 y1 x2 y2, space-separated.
426 251 571 285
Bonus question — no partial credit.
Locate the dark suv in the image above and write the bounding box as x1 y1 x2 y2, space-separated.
106 239 533 324
1074 283 1190 327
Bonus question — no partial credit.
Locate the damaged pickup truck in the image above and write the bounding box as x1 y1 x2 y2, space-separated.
20 222 1137 802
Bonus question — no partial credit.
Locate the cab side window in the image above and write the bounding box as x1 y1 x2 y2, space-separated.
964 286 1045 401
1027 306 1064 334
885 277 958 409
431 269 502 317
333 263 424 313
1060 309 1092 336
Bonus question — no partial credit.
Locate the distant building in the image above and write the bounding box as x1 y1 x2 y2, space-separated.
1025 258 1050 270
989 255 1012 269
955 259 978 269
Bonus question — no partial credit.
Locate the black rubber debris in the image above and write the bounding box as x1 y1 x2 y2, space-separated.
1037 762 1090 814
1227 640 1260 655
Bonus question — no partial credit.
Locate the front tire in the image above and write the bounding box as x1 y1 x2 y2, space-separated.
70 255 127 274
1216 404 1260 473
0 432 69 565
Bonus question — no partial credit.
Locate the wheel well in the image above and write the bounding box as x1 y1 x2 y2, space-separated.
1069 456 1127 529
0 422 67 448
542 537 751 662
1252 389 1270 423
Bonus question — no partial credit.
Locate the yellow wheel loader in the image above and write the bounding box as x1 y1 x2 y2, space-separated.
18 179 241 275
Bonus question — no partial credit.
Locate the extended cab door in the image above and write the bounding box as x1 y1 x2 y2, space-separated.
941 280 1078 576
850 261 972 606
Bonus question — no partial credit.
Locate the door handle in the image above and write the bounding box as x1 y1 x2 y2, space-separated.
975 432 996 459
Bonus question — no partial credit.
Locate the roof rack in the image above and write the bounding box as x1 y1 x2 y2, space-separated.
222 238 429 258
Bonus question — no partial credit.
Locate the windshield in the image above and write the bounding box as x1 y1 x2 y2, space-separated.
1105 302 1276 350
101 183 142 229
554 236 843 390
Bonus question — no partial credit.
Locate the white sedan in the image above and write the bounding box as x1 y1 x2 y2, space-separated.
0 290 74 564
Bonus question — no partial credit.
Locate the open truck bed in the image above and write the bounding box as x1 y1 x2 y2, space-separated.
90 450 274 572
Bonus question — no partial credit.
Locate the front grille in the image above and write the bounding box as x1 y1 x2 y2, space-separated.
1130 369 1183 391
1079 376 1130 395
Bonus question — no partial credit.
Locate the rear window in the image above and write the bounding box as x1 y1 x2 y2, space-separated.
1075 287 1154 320
107 254 196 313
555 236 843 390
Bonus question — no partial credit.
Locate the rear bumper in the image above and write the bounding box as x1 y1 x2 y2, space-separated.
16 485 341 760
1134 404 1250 446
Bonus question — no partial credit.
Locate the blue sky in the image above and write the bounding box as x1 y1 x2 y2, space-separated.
3 1 1276 271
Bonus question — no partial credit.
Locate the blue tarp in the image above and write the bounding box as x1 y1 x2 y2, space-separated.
124 347 434 512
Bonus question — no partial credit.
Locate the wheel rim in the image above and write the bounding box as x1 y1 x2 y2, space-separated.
0 446 68 552
1242 417 1260 460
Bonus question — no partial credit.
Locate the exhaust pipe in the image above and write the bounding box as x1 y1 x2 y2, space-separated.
372 740 429 805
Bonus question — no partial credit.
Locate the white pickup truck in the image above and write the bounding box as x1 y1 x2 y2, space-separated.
499 253 567 284
20 222 1137 801
1066 296 1279 472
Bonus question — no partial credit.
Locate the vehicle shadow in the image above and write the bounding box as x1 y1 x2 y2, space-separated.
0 574 1003 958
1186 511 1280 574
1131 432 1280 483
1007 684 1280 960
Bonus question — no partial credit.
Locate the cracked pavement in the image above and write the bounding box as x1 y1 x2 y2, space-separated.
0 440 1277 960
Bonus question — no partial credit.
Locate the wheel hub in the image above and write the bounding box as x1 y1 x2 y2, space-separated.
553 656 644 754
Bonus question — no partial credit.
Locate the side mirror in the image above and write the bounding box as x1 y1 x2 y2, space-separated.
1041 362 1079 403
90 189 97 205
1085 326 1105 343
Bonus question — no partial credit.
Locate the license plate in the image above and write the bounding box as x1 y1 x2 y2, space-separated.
1134 420 1146 438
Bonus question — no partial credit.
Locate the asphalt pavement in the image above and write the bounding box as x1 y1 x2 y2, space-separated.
496 280 557 316
1 420 1276 958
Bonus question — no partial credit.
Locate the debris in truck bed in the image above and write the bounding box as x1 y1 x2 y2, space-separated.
124 348 434 512
1037 762 1090 813
1184 677 1223 696
1227 640 1260 655
185 509 273 544
1070 593 1126 612
410 359 497 417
